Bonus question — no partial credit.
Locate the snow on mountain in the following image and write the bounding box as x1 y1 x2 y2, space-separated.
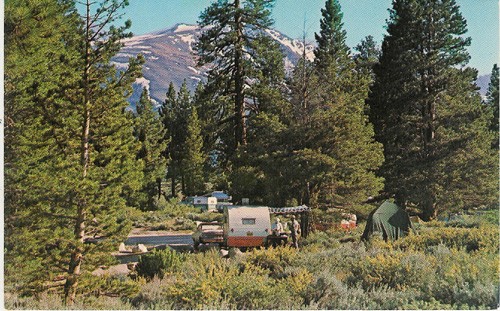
115 23 490 107
114 23 314 105
264 29 315 63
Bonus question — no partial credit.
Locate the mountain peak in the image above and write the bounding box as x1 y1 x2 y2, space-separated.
172 23 199 33
115 23 314 105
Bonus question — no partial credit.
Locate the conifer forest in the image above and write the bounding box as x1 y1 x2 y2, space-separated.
4 0 499 309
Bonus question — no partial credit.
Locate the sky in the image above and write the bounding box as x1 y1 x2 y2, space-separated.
113 0 498 75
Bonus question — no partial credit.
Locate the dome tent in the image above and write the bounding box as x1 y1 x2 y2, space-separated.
361 201 413 241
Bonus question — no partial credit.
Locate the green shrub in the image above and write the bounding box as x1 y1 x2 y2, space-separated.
297 230 499 309
130 276 176 309
300 230 342 249
424 249 499 308
140 249 309 310
4 291 134 310
186 211 224 223
223 264 296 309
245 246 300 277
162 250 241 309
477 209 499 226
77 273 141 299
136 248 184 280
297 241 368 278
394 225 499 253
162 201 199 217
347 250 436 291
303 271 418 310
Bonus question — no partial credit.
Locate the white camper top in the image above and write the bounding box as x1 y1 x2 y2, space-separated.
225 206 271 237
192 196 217 205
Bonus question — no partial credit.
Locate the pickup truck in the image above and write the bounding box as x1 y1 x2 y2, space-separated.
192 222 224 250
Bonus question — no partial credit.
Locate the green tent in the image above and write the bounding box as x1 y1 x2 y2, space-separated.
361 201 413 241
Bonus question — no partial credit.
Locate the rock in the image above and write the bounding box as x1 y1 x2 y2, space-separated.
228 247 244 259
127 262 137 271
92 264 131 276
132 244 148 253
220 249 229 258
119 242 130 253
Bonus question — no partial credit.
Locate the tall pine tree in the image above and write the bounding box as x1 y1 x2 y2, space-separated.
303 0 383 210
174 81 192 195
5 0 144 303
368 0 496 220
5 0 83 295
485 64 499 149
255 0 384 211
160 81 207 197
314 0 349 73
159 82 178 197
183 107 206 196
353 35 380 83
133 87 168 210
196 0 279 157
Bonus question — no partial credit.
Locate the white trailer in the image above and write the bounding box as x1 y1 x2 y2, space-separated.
223 206 271 247
192 196 217 211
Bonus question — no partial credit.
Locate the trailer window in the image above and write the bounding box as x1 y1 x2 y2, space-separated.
242 218 256 225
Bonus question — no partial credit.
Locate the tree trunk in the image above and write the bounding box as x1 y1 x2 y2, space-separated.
171 175 176 197
64 205 85 304
233 0 246 151
420 195 437 221
181 171 186 195
157 178 162 199
421 203 437 221
65 1 90 303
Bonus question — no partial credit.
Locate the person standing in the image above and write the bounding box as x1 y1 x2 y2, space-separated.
273 218 284 236
290 215 300 248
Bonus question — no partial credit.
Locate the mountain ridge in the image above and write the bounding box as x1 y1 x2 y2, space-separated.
114 23 491 107
113 23 314 107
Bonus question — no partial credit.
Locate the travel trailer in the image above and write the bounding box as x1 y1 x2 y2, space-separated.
191 205 310 249
188 196 217 211
223 206 271 247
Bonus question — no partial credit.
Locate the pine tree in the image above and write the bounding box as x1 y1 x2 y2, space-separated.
63 0 144 302
133 88 168 210
5 0 144 302
254 0 384 211
312 0 369 102
286 57 321 125
303 0 383 210
5 0 83 294
485 64 499 148
174 81 192 194
353 35 380 82
313 0 349 72
159 82 178 197
183 107 206 196
368 0 496 220
160 81 208 197
196 0 279 156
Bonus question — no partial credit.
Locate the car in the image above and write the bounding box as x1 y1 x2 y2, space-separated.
192 221 224 250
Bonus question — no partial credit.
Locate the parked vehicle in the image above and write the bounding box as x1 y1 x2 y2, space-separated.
192 206 310 250
192 221 224 250
224 206 271 248
189 196 217 211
